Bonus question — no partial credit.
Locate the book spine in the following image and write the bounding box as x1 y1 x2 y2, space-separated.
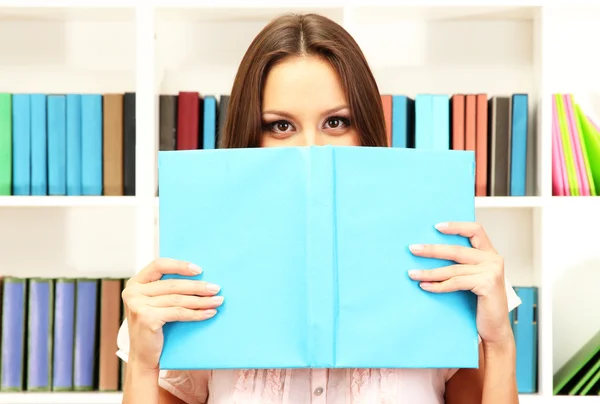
52 279 75 391
47 95 67 196
432 94 450 150
391 95 407 148
103 93 124 196
66 94 82 196
81 94 103 195
0 93 12 195
98 279 123 391
305 146 337 367
73 279 99 391
415 94 433 149
0 278 26 391
216 95 229 148
123 92 136 196
27 279 54 391
510 94 528 196
30 94 48 196
381 94 392 147
203 95 216 150
177 91 200 150
11 94 31 196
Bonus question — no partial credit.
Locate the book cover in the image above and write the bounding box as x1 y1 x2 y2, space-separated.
157 146 478 370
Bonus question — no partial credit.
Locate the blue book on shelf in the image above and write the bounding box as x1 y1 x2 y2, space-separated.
73 279 98 390
203 96 216 149
27 279 53 391
66 94 82 196
81 95 102 195
510 94 528 196
157 146 478 370
391 95 415 148
513 286 538 393
48 95 67 195
52 279 75 391
30 94 47 196
0 278 26 391
11 95 31 196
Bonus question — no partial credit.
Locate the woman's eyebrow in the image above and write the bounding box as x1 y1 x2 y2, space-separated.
262 105 349 118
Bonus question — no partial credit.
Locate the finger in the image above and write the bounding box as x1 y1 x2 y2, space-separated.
142 279 221 297
149 294 224 310
158 307 218 324
133 258 202 284
433 222 495 252
409 243 489 265
418 274 478 293
408 264 480 282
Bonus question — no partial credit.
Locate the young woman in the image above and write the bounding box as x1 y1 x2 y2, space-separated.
119 13 522 404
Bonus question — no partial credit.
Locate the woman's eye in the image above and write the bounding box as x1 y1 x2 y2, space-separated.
328 118 341 128
275 121 291 132
325 117 350 129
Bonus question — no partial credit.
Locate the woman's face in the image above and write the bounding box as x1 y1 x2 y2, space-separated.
260 55 361 147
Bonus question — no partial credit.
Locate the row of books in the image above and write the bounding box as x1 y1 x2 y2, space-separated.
552 93 600 196
0 92 136 197
0 90 530 198
0 277 126 392
554 326 600 395
380 93 529 197
158 92 531 197
0 275 538 394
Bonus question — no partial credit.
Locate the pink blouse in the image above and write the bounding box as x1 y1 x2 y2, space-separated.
116 280 521 404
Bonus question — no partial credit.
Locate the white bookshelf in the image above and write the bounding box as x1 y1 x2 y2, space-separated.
0 2 599 403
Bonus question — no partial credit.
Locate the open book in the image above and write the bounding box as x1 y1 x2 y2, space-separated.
158 146 479 370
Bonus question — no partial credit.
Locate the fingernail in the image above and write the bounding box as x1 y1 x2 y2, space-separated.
206 283 221 293
408 270 421 277
420 282 433 289
409 244 423 252
435 222 449 230
210 296 224 304
188 263 202 274
204 309 217 317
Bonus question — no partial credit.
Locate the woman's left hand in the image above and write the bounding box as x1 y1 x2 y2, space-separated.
407 221 513 347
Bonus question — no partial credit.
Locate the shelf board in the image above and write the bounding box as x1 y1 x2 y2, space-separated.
0 196 139 208
4 196 597 210
0 392 122 404
475 196 543 208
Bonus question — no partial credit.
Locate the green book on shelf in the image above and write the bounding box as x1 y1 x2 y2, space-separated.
0 93 11 196
575 103 600 193
554 329 600 395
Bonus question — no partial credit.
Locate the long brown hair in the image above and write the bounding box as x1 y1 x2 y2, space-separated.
219 13 388 149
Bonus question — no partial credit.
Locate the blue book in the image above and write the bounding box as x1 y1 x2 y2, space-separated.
157 146 478 370
415 94 434 150
73 279 98 390
391 95 415 148
48 95 67 195
203 96 217 149
81 95 103 195
30 94 47 195
26 279 53 391
52 279 75 391
514 286 538 393
0 278 27 391
11 94 31 196
66 94 82 196
510 94 528 196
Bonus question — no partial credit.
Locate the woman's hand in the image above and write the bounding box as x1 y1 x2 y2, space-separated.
122 258 223 371
407 222 512 347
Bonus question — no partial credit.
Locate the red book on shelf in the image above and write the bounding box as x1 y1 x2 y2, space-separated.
177 92 200 150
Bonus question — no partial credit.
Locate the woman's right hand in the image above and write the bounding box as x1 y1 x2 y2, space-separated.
122 258 223 371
